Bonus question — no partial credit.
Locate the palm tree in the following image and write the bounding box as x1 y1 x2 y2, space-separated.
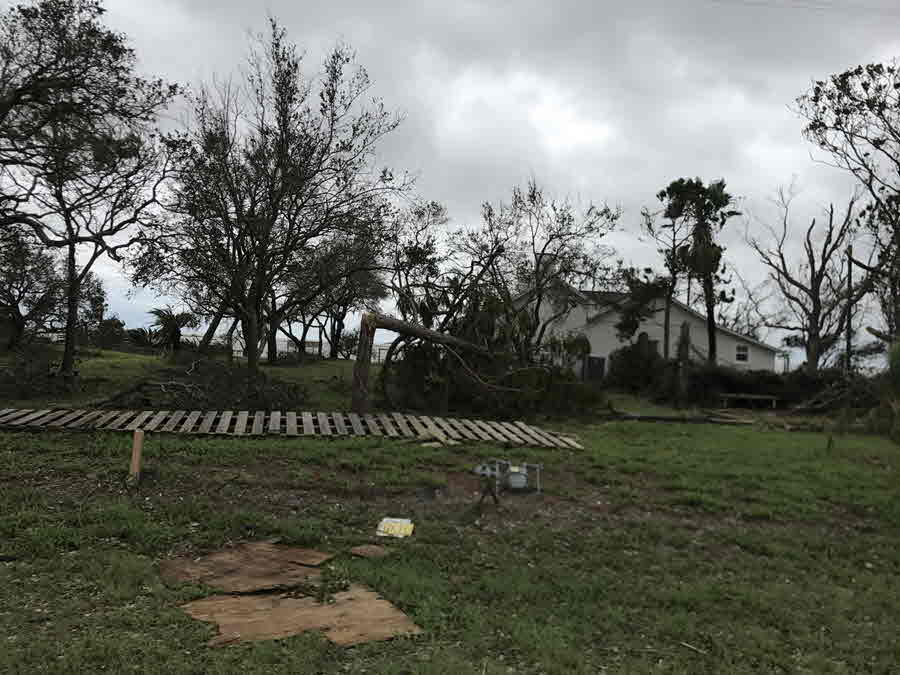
149 307 197 352
126 327 159 349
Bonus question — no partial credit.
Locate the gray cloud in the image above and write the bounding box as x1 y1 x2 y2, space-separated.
97 0 897 335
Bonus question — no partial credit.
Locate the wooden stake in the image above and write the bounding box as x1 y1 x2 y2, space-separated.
129 429 145 482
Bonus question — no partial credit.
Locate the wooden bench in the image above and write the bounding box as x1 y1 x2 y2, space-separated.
720 393 778 409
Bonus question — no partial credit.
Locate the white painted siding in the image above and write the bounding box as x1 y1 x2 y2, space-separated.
543 298 777 374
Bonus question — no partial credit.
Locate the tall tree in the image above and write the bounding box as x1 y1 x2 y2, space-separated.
0 228 62 348
476 180 620 364
655 177 739 364
133 21 406 374
642 192 696 359
0 0 177 378
748 188 868 373
797 62 900 342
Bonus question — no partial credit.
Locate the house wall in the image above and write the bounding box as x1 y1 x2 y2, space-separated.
546 300 776 374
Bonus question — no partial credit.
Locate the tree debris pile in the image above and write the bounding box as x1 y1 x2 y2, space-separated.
98 360 308 410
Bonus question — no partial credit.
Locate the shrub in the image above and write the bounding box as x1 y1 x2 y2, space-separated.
383 341 604 419
606 342 665 393
0 345 73 399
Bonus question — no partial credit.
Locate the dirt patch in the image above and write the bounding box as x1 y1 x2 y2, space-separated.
159 541 333 593
183 583 423 647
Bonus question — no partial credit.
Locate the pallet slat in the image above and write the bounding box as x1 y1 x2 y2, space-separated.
444 417 478 441
429 416 462 441
405 415 430 438
363 414 383 436
455 417 492 442
316 412 332 436
64 410 99 428
471 419 509 443
419 416 449 443
0 409 28 424
494 421 530 445
198 411 218 434
91 410 122 429
500 421 542 446
376 414 396 437
285 412 298 436
0 404 571 450
215 411 233 434
233 411 249 435
144 410 170 432
50 409 88 427
507 422 546 445
180 411 202 433
301 412 315 435
12 409 52 426
513 421 563 449
391 412 413 437
331 412 348 435
347 412 366 436
268 410 281 435
106 410 137 430
251 411 265 435
29 410 69 427
161 410 186 433
126 411 155 431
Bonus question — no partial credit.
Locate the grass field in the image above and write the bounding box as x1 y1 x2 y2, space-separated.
0 348 363 410
1 418 898 673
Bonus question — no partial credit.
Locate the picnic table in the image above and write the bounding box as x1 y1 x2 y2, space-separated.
719 392 778 409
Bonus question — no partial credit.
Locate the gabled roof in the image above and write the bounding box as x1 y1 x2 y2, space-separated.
575 288 780 354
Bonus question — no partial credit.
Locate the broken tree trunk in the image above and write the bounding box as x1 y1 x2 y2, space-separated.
351 312 492 413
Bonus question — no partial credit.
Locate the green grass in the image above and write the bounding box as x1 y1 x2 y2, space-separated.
0 349 370 411
0 348 165 408
1 421 898 673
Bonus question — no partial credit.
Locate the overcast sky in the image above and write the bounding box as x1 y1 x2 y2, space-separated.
86 0 900 338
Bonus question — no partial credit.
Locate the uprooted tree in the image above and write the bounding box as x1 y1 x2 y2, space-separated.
353 182 618 416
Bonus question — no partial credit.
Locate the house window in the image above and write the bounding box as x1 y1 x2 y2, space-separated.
735 344 749 363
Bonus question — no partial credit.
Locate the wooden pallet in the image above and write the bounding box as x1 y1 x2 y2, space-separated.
0 408 583 449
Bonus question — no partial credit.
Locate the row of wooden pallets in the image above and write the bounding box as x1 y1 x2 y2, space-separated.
0 408 582 450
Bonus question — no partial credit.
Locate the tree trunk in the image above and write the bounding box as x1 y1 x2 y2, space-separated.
198 305 226 353
225 318 238 363
266 296 280 365
329 315 344 360
60 243 80 381
663 290 673 360
300 322 311 356
243 310 260 374
703 276 717 364
5 312 25 350
351 313 377 413
805 335 820 374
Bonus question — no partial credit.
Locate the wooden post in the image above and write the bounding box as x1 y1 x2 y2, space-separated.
846 245 853 376
129 429 145 482
352 313 377 414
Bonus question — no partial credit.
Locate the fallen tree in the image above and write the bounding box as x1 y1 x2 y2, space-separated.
351 312 492 413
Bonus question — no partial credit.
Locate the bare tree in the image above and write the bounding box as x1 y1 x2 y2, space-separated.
748 187 869 372
797 62 900 343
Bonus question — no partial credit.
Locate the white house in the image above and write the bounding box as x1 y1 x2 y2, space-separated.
544 289 780 379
